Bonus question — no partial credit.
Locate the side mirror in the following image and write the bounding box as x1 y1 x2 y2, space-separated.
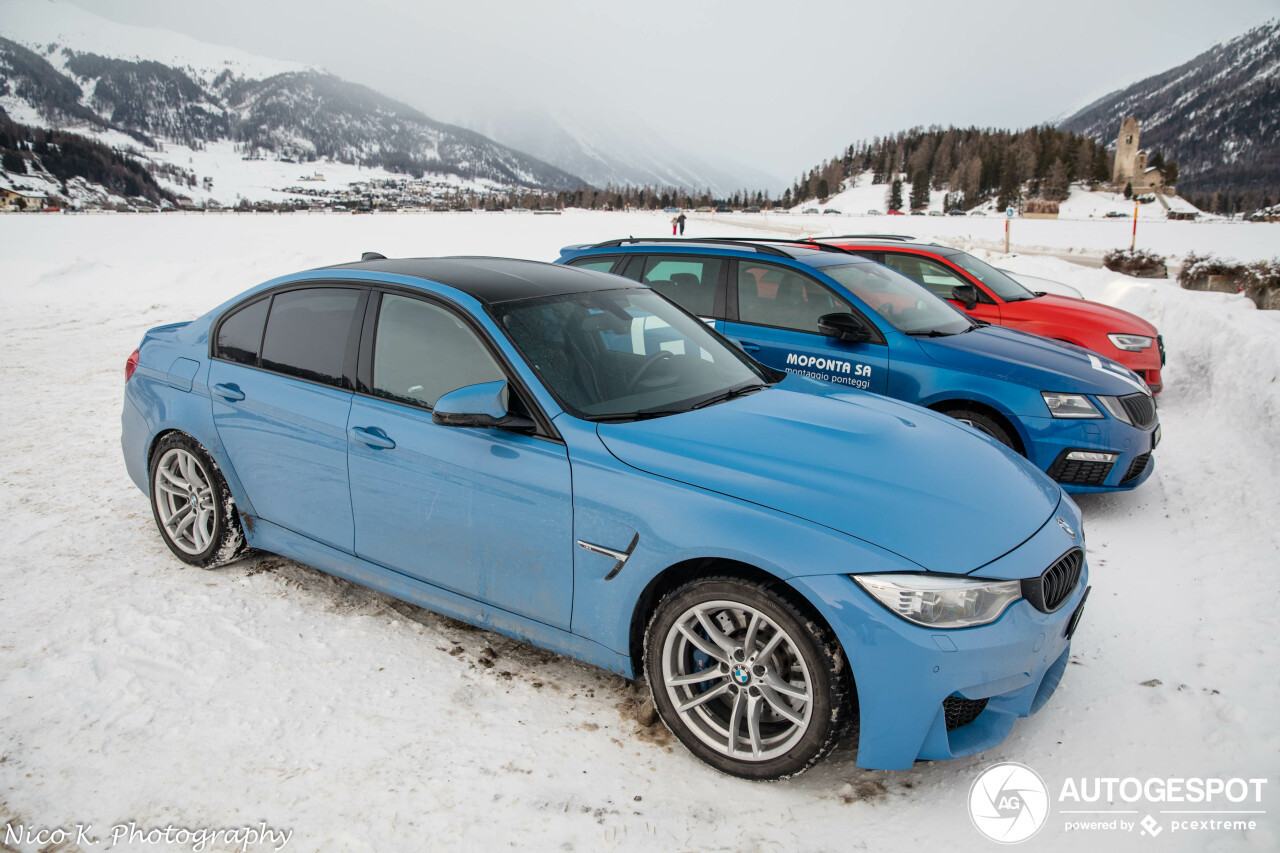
432 380 534 431
817 312 874 343
952 284 978 310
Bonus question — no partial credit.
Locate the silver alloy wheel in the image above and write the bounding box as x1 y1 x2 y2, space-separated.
660 599 813 761
153 448 217 555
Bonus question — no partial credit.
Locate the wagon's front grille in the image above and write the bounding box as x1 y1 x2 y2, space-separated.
1122 452 1151 484
1022 548 1084 613
1120 392 1158 429
943 695 989 730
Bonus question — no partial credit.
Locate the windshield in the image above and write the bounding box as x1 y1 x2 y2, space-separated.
820 263 973 336
948 252 1037 301
494 288 773 421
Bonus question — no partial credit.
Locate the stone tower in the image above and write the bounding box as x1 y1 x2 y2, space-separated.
1113 116 1140 186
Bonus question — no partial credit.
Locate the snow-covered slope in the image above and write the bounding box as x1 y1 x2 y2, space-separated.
462 108 787 196
1058 18 1280 198
0 0 586 195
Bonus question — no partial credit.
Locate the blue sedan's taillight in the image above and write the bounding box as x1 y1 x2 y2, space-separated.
125 348 139 381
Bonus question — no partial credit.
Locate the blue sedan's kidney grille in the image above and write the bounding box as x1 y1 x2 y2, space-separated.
1022 548 1084 613
1120 393 1158 429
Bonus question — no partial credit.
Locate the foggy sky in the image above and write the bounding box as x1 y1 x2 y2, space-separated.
63 0 1280 184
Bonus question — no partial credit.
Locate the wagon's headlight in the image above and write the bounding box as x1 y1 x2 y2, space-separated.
1042 392 1102 418
1107 333 1154 351
853 574 1022 628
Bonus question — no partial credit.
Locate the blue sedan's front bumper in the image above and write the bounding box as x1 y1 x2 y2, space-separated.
791 562 1088 770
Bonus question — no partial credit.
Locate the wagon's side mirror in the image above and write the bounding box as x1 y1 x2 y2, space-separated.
817 312 874 343
432 380 534 431
952 284 978 310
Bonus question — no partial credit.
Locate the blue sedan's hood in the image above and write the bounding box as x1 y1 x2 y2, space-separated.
596 381 1061 574
917 325 1149 396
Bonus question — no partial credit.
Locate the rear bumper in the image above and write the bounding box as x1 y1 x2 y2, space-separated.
792 563 1088 770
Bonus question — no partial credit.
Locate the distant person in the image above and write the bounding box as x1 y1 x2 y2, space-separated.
677 212 687 235
671 215 678 235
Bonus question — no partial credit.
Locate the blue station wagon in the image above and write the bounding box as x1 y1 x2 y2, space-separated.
556 238 1160 493
123 256 1090 777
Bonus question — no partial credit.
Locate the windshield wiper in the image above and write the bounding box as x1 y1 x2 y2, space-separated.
690 382 769 410
906 329 954 337
586 410 684 423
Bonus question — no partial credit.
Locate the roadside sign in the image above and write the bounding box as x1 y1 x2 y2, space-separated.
1006 207 1015 218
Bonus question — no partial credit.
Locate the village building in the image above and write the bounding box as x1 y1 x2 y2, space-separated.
1 186 48 211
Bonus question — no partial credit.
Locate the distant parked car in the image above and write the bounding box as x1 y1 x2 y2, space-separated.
1105 211 1129 218
823 208 841 215
802 208 819 214
715 205 732 213
886 209 904 216
865 209 882 215
948 209 966 216
969 210 986 216
695 206 712 213
927 210 944 217
910 210 926 216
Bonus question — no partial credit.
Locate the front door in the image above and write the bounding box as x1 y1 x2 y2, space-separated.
723 260 888 394
346 292 574 629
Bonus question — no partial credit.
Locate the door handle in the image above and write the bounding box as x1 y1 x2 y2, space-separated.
740 342 761 352
212 383 245 401
351 427 396 450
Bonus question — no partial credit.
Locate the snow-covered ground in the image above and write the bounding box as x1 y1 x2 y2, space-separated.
1 211 1277 852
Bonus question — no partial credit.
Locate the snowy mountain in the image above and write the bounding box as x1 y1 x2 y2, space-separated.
0 0 585 192
1058 19 1280 198
461 108 787 197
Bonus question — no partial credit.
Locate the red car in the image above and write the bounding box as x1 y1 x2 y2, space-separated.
820 237 1165 393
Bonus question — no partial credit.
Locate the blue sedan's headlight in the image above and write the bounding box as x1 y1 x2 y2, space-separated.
853 574 1023 628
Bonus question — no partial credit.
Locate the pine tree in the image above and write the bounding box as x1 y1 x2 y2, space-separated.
996 151 1021 211
887 178 903 211
1043 159 1069 202
910 168 930 210
1124 181 1133 200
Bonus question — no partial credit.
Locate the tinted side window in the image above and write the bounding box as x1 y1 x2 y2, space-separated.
372 294 504 409
566 255 621 273
883 254 969 299
640 255 721 316
260 288 361 387
737 261 851 333
215 297 269 365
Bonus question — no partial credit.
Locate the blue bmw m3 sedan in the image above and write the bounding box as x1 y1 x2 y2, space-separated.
122 255 1089 778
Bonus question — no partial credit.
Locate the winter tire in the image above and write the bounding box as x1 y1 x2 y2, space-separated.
149 433 248 568
644 576 851 780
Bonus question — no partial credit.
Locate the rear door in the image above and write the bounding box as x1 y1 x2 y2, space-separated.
722 260 888 394
621 254 726 331
209 285 365 552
